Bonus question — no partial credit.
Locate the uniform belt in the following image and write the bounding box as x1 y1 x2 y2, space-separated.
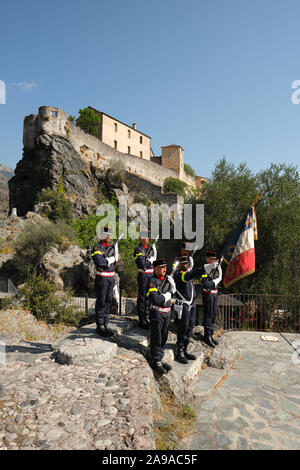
96 271 115 277
138 269 154 273
150 306 171 313
203 288 218 294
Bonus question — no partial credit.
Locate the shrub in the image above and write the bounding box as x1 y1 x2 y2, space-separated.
18 273 84 326
163 177 188 195
14 219 76 279
73 214 103 249
38 187 73 224
184 163 196 177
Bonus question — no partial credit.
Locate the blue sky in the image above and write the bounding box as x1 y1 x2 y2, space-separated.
0 0 300 179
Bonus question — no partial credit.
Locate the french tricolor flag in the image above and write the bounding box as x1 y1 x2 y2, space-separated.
221 206 258 288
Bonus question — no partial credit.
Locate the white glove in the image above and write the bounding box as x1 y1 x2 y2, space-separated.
162 292 171 304
107 256 116 266
113 285 119 304
167 275 176 294
204 261 217 274
114 243 119 262
188 256 194 271
148 244 157 264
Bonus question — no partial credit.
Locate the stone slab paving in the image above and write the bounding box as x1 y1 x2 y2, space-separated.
0 347 155 450
180 331 300 450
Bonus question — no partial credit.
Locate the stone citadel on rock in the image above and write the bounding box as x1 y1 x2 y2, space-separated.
9 106 206 217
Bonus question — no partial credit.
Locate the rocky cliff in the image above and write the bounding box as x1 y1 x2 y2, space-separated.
0 165 14 215
8 134 105 217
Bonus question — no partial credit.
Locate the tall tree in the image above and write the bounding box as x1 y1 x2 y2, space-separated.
196 158 300 294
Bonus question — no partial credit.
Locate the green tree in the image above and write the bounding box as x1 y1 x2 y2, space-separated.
76 107 100 136
196 158 300 294
184 163 196 177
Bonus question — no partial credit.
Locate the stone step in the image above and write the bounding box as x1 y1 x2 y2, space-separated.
170 351 205 386
189 366 228 399
50 318 132 365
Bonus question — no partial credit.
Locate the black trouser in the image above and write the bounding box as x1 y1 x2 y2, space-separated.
94 276 114 327
176 303 196 349
137 272 152 322
149 309 171 363
202 292 218 336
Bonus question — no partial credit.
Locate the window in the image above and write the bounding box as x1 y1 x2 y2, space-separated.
114 140 117 149
51 110 58 117
114 123 117 132
128 129 131 138
128 146 131 155
140 151 143 157
140 136 143 144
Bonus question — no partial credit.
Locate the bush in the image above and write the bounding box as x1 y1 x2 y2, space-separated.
13 219 76 280
38 187 73 224
73 214 103 249
18 273 84 326
184 163 196 177
163 177 188 195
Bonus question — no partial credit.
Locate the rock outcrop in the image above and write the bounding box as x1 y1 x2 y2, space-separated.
9 134 107 217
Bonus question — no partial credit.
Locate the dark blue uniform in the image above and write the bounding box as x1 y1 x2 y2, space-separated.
134 243 154 326
202 266 222 339
146 275 172 364
174 266 205 355
91 241 116 330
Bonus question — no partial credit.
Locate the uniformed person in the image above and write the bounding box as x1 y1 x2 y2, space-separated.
134 231 157 329
91 227 119 337
202 250 222 347
173 256 206 363
180 242 194 271
146 259 176 375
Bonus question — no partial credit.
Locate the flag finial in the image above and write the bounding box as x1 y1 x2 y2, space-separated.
251 190 263 207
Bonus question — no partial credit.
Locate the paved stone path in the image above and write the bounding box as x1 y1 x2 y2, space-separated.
181 331 300 450
0 335 155 450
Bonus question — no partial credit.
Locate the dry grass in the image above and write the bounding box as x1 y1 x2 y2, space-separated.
154 391 197 450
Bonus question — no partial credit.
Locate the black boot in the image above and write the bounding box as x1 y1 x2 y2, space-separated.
211 335 219 345
138 318 150 330
176 345 189 364
184 349 197 360
96 326 111 338
153 361 167 375
104 325 114 337
162 362 172 371
203 334 215 348
183 341 197 360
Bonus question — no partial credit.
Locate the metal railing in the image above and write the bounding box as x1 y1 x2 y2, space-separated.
68 295 96 315
217 293 300 333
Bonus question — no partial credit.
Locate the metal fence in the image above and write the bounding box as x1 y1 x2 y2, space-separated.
217 293 300 333
68 295 96 315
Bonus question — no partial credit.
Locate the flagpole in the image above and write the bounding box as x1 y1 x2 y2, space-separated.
250 190 263 208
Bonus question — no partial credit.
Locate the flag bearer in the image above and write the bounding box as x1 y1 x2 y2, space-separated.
202 250 222 347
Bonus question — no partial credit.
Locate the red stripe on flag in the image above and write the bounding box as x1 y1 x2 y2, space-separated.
224 248 255 288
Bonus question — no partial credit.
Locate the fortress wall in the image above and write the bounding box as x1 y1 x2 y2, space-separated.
23 107 192 190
